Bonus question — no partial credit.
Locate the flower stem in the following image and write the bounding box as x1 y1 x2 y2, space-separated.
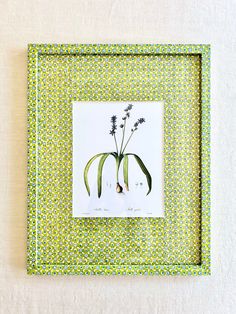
115 156 123 193
113 134 118 154
122 130 135 154
116 157 120 182
119 119 127 154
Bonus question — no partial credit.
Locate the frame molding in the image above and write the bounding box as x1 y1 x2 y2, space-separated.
27 44 210 275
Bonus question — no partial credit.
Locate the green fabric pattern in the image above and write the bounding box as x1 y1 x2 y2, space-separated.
27 44 210 275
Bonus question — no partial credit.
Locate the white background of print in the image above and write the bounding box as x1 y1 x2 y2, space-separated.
73 101 164 217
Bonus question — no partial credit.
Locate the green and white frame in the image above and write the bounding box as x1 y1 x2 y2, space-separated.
27 44 210 275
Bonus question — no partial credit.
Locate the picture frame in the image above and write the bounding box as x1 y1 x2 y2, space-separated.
27 44 210 275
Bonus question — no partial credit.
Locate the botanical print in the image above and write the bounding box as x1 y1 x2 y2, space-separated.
73 101 164 217
84 104 152 198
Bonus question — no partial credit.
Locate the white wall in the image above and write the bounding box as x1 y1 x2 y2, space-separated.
0 0 235 313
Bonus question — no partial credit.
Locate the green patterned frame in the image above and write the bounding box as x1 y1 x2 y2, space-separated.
27 44 210 275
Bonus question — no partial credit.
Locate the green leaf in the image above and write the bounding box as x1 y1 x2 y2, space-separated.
84 152 117 197
123 154 129 191
115 154 124 182
111 152 118 158
84 153 104 196
97 153 111 198
126 153 152 195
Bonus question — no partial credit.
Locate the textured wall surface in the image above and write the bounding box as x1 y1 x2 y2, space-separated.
0 0 235 313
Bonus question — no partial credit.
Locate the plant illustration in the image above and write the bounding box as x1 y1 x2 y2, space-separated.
84 104 152 198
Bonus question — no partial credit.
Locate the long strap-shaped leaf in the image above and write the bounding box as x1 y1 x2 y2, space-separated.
84 153 104 196
126 153 152 195
84 152 117 197
123 154 129 191
97 153 111 198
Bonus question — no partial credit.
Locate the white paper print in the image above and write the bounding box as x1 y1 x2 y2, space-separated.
73 101 164 217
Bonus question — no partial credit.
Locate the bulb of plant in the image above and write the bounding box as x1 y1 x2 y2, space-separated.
84 104 152 198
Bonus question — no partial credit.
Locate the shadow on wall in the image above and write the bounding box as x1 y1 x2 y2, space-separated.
8 49 28 274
